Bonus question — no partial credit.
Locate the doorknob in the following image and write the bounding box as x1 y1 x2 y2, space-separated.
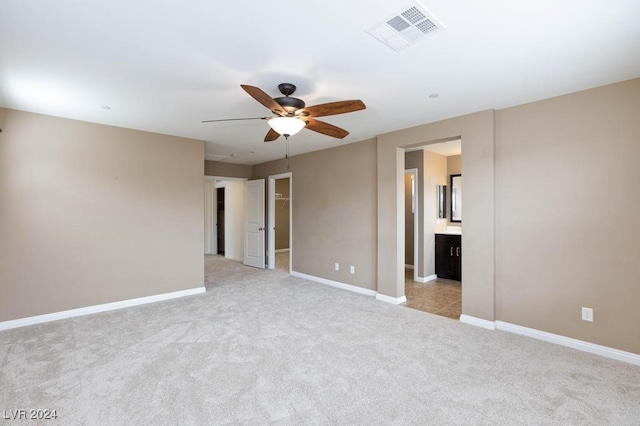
259 227 264 231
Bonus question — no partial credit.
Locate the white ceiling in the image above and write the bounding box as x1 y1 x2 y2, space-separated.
1 0 638 166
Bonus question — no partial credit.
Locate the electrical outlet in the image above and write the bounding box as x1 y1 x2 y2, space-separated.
334 263 339 271
581 307 593 322
350 265 355 274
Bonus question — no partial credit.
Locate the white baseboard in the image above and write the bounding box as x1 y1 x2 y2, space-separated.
0 287 206 331
404 264 414 269
460 314 497 330
459 315 640 365
496 321 640 366
289 271 407 305
375 294 407 305
290 271 377 297
275 248 290 253
415 274 438 283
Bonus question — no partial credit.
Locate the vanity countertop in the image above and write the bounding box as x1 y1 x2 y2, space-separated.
437 227 462 236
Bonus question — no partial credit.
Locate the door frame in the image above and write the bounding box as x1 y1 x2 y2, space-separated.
267 172 292 271
405 168 419 282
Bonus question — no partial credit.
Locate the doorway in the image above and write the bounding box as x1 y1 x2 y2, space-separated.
267 172 292 272
204 176 247 261
405 168 419 282
401 141 462 319
216 187 225 255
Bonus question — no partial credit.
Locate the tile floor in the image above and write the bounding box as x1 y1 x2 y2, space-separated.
403 268 462 320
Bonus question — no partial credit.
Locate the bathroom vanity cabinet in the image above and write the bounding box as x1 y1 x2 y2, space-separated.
435 234 461 281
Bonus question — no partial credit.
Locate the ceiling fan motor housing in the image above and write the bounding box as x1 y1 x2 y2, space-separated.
274 96 305 113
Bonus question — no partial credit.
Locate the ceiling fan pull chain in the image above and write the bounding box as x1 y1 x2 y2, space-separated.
286 140 291 171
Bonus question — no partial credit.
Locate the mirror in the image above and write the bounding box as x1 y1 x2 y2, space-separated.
450 174 462 222
437 185 446 218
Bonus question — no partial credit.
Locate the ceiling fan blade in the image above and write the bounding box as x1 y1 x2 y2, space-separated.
304 118 349 139
241 84 287 116
264 128 280 142
201 117 269 123
299 100 366 118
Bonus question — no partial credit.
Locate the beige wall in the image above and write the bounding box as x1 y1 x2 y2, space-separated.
275 178 290 250
0 109 204 322
204 160 251 179
422 150 448 276
252 139 377 290
495 78 640 354
447 155 462 175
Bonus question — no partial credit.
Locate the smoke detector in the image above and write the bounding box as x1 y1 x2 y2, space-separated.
366 2 445 51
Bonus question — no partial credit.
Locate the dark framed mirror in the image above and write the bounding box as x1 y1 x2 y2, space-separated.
450 174 462 222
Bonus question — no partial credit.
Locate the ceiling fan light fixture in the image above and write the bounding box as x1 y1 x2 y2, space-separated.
268 117 305 138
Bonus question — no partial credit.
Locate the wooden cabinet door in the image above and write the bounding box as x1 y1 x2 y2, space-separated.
453 242 461 281
435 242 456 279
435 234 461 281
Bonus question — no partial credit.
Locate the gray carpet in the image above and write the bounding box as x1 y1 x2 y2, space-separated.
1 255 639 425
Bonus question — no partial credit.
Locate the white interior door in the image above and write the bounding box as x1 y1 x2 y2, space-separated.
204 179 217 255
243 179 265 268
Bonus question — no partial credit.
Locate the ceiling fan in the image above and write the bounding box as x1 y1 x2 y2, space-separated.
202 83 366 142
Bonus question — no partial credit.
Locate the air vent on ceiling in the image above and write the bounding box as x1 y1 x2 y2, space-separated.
366 2 445 51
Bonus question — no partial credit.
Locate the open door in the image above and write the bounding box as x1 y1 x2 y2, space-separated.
243 179 265 268
204 179 217 255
